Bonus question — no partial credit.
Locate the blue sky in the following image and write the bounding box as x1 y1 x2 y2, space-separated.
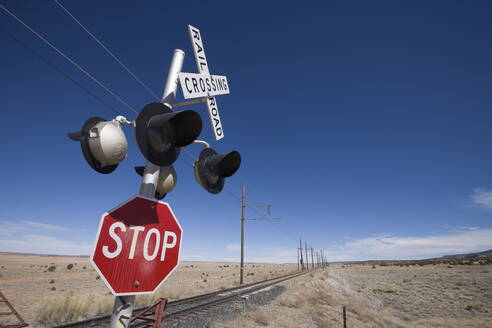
1 0 491 262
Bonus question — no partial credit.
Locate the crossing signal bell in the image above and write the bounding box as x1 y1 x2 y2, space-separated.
135 165 177 200
135 102 202 166
68 117 128 174
194 148 241 194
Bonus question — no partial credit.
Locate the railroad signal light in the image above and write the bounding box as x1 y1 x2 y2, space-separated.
135 165 177 200
135 102 202 166
67 117 128 174
194 148 241 194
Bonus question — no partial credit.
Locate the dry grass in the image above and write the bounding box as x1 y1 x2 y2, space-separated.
372 284 399 294
246 310 270 326
412 317 492 328
214 264 492 328
214 270 387 328
1 253 296 326
33 293 111 326
32 285 189 326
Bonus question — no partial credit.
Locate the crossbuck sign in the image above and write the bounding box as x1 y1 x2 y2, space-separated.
177 25 229 141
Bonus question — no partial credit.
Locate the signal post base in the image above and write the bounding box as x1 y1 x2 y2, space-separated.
130 298 168 328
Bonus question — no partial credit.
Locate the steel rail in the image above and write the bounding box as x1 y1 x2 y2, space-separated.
155 271 307 325
53 270 310 328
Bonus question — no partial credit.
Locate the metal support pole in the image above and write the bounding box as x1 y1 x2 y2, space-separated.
110 49 184 328
240 185 245 284
305 242 309 270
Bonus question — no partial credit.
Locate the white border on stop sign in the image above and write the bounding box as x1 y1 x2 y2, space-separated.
89 195 183 296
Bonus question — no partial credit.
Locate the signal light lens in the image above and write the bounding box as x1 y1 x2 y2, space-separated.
136 103 202 166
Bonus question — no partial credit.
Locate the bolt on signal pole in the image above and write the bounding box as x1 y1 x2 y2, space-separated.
109 49 185 328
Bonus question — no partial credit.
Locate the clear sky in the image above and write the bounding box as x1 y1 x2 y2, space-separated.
1 0 491 263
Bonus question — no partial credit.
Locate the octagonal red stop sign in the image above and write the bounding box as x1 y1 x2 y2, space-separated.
90 195 183 295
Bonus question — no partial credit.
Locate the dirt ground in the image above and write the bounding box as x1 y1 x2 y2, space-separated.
2 254 492 327
215 264 492 328
0 253 296 327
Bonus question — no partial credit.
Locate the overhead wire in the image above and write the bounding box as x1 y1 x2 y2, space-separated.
0 3 138 115
1 2 257 217
53 0 161 102
3 30 120 115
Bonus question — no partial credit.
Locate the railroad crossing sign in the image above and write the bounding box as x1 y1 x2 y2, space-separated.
177 24 227 141
90 195 183 296
178 72 229 99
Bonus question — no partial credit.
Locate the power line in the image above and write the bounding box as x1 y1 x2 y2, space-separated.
2 3 265 222
53 0 160 102
4 1 246 207
18 1 247 211
3 30 119 115
0 3 138 115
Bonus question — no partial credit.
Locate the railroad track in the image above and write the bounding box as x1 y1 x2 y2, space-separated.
54 270 309 328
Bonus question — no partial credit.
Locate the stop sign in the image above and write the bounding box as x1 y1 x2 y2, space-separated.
90 195 183 295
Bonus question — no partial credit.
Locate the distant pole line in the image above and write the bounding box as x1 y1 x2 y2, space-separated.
305 242 309 270
297 246 300 271
310 246 314 269
299 237 304 270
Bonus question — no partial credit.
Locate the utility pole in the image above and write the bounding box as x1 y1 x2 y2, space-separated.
297 245 300 271
240 186 245 285
305 242 309 270
310 246 314 270
299 238 304 270
240 186 279 284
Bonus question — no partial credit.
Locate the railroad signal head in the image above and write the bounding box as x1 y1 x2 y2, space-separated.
135 102 202 166
68 117 128 174
135 165 177 200
194 148 241 194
